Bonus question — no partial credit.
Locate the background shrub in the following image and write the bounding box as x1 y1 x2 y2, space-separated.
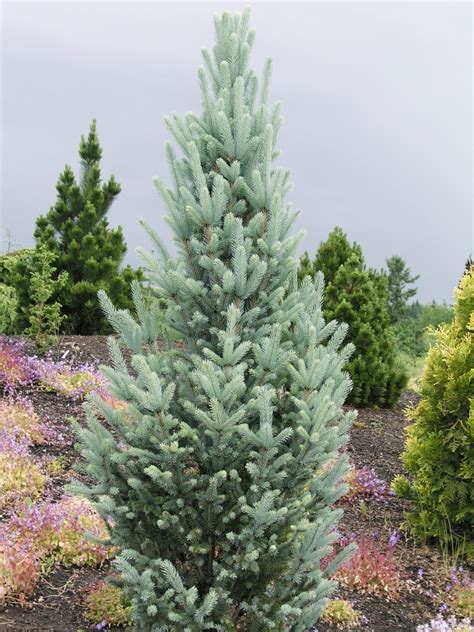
300 227 406 407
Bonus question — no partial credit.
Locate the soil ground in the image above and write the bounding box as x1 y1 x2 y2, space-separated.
0 336 469 631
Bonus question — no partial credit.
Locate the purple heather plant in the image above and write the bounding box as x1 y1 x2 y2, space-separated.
388 528 401 547
36 359 109 401
0 336 42 393
344 464 393 503
444 568 474 619
0 337 119 407
416 614 473 632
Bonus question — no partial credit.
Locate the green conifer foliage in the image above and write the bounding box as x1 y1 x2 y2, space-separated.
24 246 68 352
34 121 138 334
394 266 474 557
304 228 406 407
386 255 419 324
72 11 356 631
313 227 363 283
0 249 33 332
297 251 313 286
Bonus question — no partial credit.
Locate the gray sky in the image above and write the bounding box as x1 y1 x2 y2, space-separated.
1 1 472 303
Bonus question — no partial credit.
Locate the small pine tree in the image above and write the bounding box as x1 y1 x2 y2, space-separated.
72 10 356 630
386 255 419 323
313 227 363 283
34 121 139 334
394 265 474 557
302 227 406 407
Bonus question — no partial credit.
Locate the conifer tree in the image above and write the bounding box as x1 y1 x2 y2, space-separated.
72 10 356 630
394 265 474 557
386 255 419 323
34 121 138 334
297 251 313 285
302 227 406 407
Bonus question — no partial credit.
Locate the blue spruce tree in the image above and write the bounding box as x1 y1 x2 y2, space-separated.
73 10 355 630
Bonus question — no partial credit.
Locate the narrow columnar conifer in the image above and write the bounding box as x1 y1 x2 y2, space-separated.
72 10 355 631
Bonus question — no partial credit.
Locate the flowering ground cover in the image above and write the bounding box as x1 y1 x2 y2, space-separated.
0 335 471 631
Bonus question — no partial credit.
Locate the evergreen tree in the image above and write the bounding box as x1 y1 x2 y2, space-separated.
313 226 363 283
72 10 356 630
394 265 474 557
297 251 313 285
34 121 139 334
302 227 406 407
386 255 419 323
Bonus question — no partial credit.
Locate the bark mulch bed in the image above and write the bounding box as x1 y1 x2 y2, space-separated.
0 336 466 631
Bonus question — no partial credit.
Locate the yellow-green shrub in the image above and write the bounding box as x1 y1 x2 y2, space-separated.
320 599 361 628
394 267 474 557
83 580 132 627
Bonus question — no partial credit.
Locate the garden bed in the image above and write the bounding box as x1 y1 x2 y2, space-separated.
0 336 471 631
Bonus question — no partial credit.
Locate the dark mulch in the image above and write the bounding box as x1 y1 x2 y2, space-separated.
0 337 461 631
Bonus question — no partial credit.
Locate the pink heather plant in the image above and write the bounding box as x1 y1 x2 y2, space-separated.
0 497 112 604
0 534 42 604
0 430 46 510
344 464 393 503
0 396 47 444
334 532 402 598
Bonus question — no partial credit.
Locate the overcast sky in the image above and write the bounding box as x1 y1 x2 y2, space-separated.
1 1 472 303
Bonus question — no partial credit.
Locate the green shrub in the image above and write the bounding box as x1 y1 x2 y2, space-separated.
301 228 407 407
0 249 34 333
24 247 68 352
320 599 361 629
83 581 132 627
394 301 454 359
0 283 18 334
394 266 474 558
0 247 70 342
